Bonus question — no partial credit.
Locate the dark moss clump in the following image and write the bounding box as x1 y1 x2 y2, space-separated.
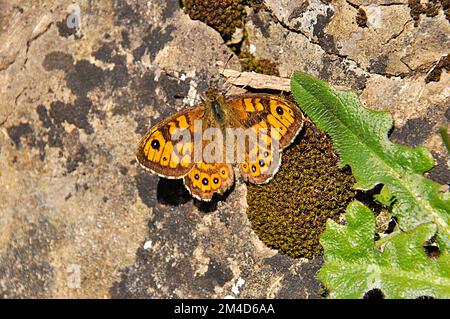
243 0 266 11
408 0 448 26
238 51 280 76
356 8 368 28
181 0 247 40
444 0 450 21
425 54 449 83
246 121 356 259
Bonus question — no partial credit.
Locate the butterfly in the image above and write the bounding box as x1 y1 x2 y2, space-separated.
136 89 304 201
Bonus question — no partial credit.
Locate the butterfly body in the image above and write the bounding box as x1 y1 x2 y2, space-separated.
136 90 304 201
209 93 226 123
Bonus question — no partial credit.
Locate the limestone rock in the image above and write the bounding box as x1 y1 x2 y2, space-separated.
0 0 448 298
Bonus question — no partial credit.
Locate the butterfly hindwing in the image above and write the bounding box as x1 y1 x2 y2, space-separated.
136 105 205 179
239 143 281 184
184 162 234 201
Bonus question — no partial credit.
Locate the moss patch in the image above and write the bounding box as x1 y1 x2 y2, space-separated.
181 1 277 72
356 8 368 28
243 0 266 11
181 0 247 40
239 51 280 76
246 121 356 259
408 0 449 26
425 54 449 83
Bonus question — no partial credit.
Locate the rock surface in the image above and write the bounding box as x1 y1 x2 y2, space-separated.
0 0 448 298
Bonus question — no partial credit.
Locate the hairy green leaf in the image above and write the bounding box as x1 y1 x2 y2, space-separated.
317 201 450 298
291 72 450 249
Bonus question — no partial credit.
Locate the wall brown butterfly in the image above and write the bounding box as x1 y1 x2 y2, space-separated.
136 89 304 201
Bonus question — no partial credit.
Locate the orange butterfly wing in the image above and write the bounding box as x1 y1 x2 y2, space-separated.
183 162 234 201
225 94 304 184
136 105 205 179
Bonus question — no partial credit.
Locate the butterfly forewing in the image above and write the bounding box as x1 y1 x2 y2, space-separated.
136 105 205 179
226 94 304 184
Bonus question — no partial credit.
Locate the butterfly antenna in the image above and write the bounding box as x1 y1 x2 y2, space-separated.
222 53 234 74
220 53 237 95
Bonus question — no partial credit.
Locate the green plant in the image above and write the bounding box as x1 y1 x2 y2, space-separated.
319 201 450 298
440 125 450 153
291 72 450 298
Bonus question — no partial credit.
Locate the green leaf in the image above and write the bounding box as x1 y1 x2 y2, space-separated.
440 126 450 153
374 185 395 207
317 201 450 298
291 72 450 249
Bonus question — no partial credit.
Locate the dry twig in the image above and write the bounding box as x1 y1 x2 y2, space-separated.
220 69 291 92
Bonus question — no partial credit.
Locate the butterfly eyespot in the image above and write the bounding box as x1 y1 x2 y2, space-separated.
259 159 265 167
202 178 209 185
213 178 219 184
194 173 200 180
221 169 226 176
151 139 160 150
264 151 269 157
276 106 284 115
242 164 247 168
251 165 257 172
